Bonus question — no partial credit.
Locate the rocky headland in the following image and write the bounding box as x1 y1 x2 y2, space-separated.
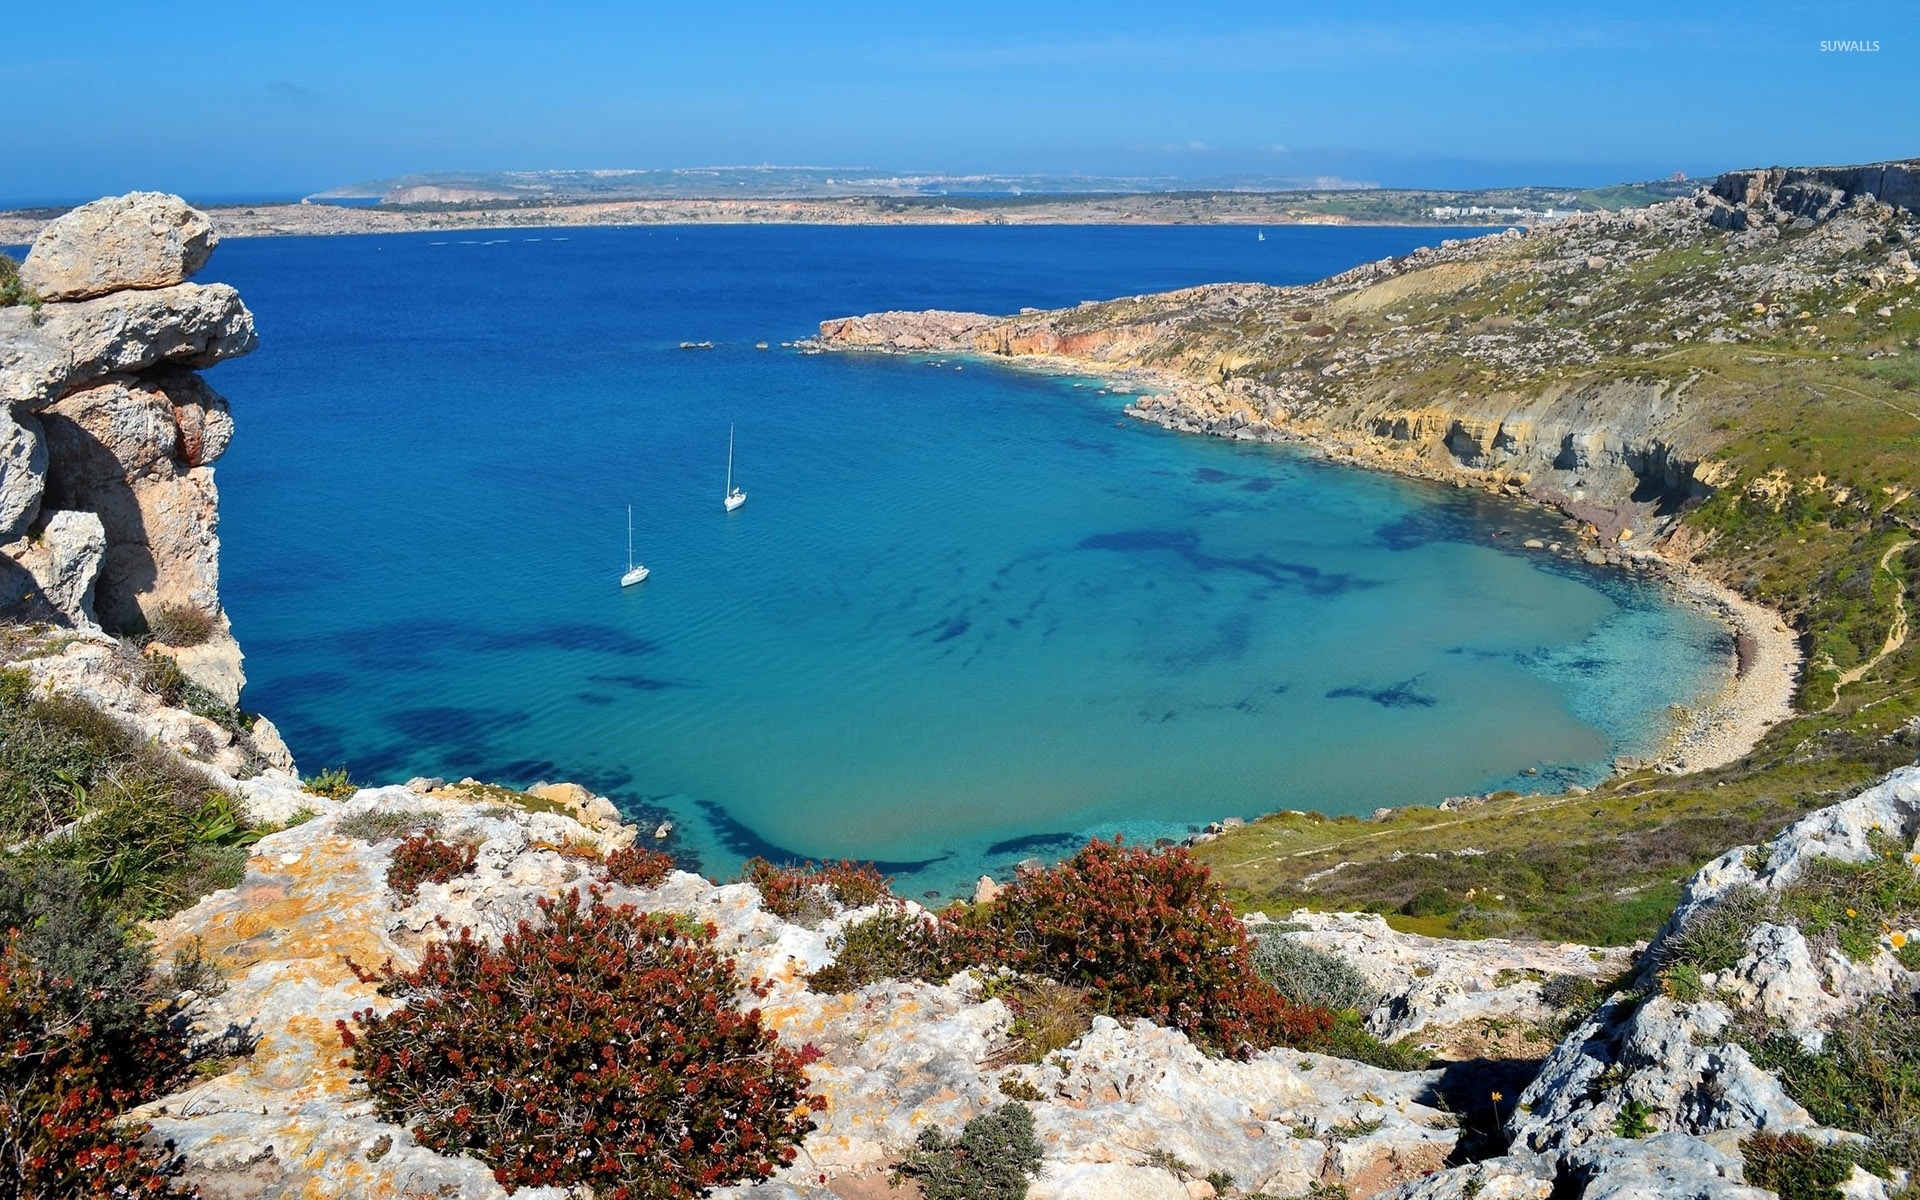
3 184 1918 1200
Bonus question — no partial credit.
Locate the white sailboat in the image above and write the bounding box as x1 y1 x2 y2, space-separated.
723 423 747 512
620 504 650 587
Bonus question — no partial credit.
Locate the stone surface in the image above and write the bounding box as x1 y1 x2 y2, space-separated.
1266 911 1635 1041
38 372 228 643
1 508 107 625
31 282 254 392
0 403 44 541
18 192 217 302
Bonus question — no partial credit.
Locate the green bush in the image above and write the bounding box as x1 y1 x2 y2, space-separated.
1746 988 1920 1173
1302 1011 1432 1072
807 906 942 994
302 766 358 801
0 253 39 310
1776 834 1920 964
1402 885 1459 918
890 1102 1043 1200
1741 1132 1880 1200
335 807 432 842
1251 934 1381 1014
1655 885 1771 973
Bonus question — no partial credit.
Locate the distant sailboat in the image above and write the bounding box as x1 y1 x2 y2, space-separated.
723 423 746 512
1257 230 1266 242
620 504 650 587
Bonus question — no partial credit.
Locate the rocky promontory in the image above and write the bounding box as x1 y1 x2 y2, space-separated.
2 192 256 704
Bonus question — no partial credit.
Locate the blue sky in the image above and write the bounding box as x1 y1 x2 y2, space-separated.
5 0 1914 201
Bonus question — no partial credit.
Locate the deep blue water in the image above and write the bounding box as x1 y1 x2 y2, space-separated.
194 224 1728 896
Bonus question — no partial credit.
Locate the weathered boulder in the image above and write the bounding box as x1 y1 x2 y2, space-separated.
0 403 45 541
0 308 73 406
18 192 216 302
0 509 106 625
29 282 254 393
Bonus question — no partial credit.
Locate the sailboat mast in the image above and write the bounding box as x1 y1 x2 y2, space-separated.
626 504 634 569
726 423 735 494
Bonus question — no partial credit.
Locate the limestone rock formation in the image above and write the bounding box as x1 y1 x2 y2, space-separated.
1 193 253 702
17 191 217 301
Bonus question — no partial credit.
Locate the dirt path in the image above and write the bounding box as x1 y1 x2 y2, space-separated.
1832 539 1915 700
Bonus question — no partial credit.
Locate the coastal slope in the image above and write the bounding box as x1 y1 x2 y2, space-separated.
817 159 1920 943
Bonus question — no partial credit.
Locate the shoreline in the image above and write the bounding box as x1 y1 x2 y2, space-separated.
818 339 1805 785
0 199 1519 246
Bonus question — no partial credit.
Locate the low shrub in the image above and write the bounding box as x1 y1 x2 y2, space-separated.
1612 1098 1656 1139
0 253 39 310
934 839 1334 1057
600 844 674 888
890 1101 1042 1200
1655 885 1770 973
335 807 431 842
981 976 1093 1066
134 650 251 735
743 857 892 925
341 890 819 1199
0 860 194 1199
1301 1011 1432 1072
1776 834 1920 964
144 605 217 648
806 906 942 994
1746 988 1920 1173
1 669 250 917
1401 885 1459 918
1741 1132 1880 1200
1252 933 1381 1014
303 767 358 801
385 832 477 900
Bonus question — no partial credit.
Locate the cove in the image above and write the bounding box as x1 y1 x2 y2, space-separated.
201 224 1729 897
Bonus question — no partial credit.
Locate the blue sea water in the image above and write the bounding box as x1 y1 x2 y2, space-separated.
195 224 1730 897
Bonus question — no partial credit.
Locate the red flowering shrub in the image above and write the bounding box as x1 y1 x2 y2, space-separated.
600 845 674 888
340 890 820 1199
385 832 477 900
1 931 193 1199
936 838 1333 1057
743 858 892 924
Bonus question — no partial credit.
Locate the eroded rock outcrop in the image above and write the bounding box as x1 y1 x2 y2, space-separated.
1 192 254 702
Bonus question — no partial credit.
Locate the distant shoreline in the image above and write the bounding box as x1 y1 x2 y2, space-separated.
0 194 1533 246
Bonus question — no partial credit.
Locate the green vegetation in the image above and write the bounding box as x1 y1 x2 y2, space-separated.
0 667 257 920
301 765 358 800
1251 932 1381 1013
333 806 433 842
1742 1132 1884 1200
890 1102 1043 1200
806 906 943 994
1743 989 1920 1174
0 252 40 309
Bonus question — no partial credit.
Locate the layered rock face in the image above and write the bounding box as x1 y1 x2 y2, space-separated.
1 193 255 702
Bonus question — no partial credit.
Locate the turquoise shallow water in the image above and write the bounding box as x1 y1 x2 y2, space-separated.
196 225 1730 896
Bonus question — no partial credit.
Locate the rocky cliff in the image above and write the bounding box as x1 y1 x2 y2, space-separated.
1 192 256 703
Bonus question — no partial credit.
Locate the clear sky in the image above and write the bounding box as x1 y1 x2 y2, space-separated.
5 0 1914 201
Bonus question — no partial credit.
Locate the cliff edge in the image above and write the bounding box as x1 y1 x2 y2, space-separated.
2 192 256 704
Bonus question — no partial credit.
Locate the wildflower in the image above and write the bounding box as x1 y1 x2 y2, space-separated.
1893 931 1910 950
1490 1091 1504 1103
1847 908 1857 918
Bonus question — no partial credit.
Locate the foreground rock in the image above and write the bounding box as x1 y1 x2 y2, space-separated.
1 192 253 701
147 784 1458 1200
17 191 217 301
